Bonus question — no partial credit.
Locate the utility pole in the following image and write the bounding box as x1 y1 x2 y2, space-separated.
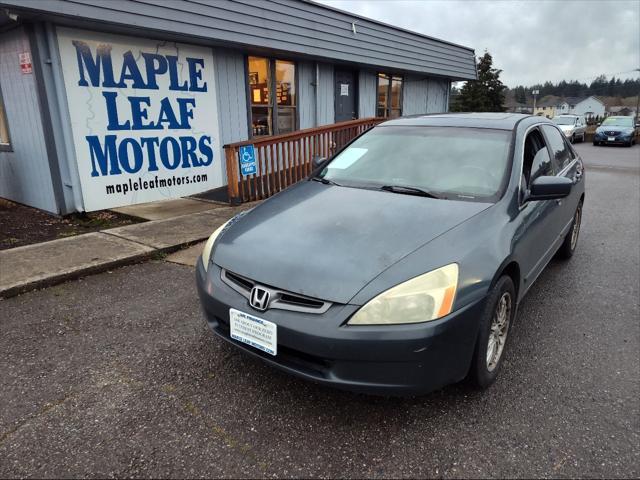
635 69 640 126
532 89 539 115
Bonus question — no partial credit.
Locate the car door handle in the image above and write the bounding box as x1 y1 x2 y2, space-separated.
555 199 562 206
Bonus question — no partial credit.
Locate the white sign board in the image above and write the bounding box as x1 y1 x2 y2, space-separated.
56 27 223 211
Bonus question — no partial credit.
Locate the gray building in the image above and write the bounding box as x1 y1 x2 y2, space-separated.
0 0 476 214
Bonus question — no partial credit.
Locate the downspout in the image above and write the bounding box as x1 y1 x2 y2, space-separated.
315 61 320 127
44 22 84 213
446 80 451 112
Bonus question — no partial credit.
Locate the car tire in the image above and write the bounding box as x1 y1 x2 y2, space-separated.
593 141 599 146
557 201 583 260
467 275 516 390
570 134 575 144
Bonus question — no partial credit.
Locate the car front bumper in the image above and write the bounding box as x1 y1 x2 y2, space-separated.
595 133 633 144
196 258 485 396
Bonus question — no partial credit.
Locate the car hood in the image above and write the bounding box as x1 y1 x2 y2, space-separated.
596 125 634 134
557 124 575 132
213 181 490 304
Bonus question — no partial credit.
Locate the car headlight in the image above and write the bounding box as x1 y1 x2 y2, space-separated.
201 219 231 271
347 263 459 325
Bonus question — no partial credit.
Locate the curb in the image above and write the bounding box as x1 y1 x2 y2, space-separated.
0 235 208 300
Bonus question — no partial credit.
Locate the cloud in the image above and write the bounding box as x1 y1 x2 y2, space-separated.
317 0 640 87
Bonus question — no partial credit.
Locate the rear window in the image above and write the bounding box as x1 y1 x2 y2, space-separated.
320 126 512 201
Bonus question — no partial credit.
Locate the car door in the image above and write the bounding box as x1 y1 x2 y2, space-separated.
515 127 560 288
540 124 582 240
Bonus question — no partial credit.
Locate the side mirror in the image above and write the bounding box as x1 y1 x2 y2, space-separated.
312 155 327 169
528 176 572 201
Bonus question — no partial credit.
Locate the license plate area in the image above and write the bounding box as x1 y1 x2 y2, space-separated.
229 308 277 356
608 136 616 142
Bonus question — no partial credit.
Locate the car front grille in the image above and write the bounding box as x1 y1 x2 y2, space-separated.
221 268 333 314
604 131 620 136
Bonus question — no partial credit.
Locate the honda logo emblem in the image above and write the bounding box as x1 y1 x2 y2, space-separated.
250 286 271 311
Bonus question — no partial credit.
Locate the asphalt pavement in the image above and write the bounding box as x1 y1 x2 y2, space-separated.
1 143 638 478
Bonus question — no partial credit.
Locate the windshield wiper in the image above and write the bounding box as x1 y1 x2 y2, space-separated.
311 176 341 186
380 185 442 199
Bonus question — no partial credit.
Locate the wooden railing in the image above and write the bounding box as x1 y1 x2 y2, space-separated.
224 117 383 204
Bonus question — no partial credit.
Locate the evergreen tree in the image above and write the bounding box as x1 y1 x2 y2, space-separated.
451 51 506 112
515 86 527 104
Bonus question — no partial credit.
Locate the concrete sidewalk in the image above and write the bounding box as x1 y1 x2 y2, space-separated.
0 204 253 298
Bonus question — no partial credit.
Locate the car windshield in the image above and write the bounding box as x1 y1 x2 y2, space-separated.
601 117 633 127
318 126 512 201
554 117 576 125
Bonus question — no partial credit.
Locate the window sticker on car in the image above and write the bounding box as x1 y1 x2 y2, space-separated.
330 148 368 169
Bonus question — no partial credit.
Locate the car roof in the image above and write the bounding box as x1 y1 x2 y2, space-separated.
378 112 553 130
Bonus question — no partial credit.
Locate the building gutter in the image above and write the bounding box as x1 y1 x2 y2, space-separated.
315 61 320 127
44 21 84 213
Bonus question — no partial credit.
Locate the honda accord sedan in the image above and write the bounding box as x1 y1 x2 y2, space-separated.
196 113 585 395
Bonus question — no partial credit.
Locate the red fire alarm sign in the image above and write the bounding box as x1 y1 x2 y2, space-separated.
19 52 32 74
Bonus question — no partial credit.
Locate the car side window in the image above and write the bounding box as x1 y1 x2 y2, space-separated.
541 124 571 171
566 138 577 160
521 128 552 202
530 145 553 180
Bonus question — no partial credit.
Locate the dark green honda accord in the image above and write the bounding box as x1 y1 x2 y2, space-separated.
196 113 585 395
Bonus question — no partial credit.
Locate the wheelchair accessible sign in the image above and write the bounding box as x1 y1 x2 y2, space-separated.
239 145 257 176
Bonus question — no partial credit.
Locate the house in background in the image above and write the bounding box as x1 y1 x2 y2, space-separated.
606 105 637 118
533 97 561 118
534 95 606 120
572 96 606 119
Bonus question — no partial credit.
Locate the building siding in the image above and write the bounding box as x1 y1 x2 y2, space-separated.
316 62 334 125
402 74 429 115
214 48 249 179
3 0 476 80
358 70 377 118
215 48 249 147
0 26 58 213
426 78 450 113
297 60 316 129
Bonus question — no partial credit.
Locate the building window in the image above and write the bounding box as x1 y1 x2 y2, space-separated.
0 86 10 151
377 73 403 118
248 56 296 137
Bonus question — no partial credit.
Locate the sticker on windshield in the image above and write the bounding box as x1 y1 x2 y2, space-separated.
329 148 368 169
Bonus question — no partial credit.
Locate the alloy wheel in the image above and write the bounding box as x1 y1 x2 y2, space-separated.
570 204 582 251
486 292 511 372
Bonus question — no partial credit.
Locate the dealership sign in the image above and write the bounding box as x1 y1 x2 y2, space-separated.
56 28 223 211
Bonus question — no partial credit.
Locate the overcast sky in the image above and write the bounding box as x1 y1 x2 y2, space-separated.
317 0 640 88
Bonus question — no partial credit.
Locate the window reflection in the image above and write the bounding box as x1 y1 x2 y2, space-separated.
377 73 403 118
276 60 296 134
377 73 389 118
0 86 10 148
248 57 297 137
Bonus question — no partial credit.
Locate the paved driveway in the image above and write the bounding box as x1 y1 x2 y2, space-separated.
1 144 638 478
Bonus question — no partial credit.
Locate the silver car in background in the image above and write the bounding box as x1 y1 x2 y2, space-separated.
553 115 587 143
